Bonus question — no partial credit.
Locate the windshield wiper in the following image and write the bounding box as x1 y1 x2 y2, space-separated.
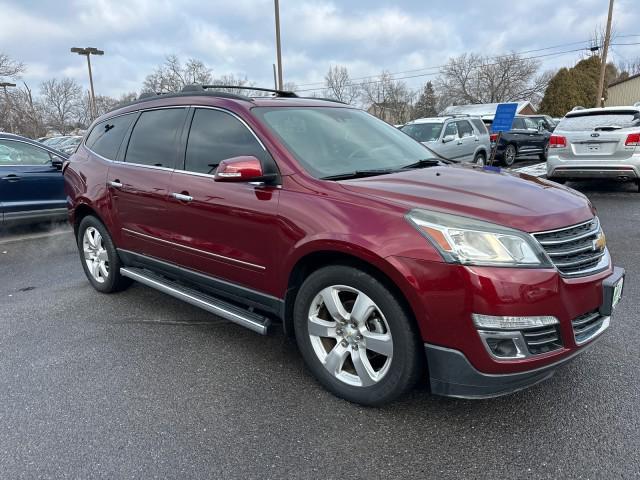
321 168 399 180
401 158 444 169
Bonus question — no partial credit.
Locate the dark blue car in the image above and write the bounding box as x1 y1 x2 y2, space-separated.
0 133 68 227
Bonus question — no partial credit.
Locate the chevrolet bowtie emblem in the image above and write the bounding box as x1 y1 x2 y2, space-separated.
593 232 606 251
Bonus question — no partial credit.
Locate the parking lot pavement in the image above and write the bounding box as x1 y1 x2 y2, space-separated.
1 181 639 479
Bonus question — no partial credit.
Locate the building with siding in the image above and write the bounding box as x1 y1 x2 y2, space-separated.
605 74 640 107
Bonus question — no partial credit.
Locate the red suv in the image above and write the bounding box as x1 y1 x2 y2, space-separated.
64 86 625 405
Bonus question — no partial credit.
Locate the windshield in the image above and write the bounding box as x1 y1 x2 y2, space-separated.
400 123 443 142
558 111 640 131
253 107 436 179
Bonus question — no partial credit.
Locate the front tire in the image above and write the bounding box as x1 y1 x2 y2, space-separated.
502 144 517 167
293 265 423 406
473 151 486 166
77 216 131 293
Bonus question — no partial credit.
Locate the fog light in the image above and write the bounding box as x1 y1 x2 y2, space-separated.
472 314 558 330
478 330 527 359
486 338 518 357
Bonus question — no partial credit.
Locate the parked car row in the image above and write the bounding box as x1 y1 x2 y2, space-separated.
401 114 555 166
40 135 83 154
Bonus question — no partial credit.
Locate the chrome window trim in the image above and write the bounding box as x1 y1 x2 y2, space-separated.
121 227 266 271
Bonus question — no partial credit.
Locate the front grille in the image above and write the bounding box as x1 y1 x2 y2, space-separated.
533 218 607 276
572 310 608 345
522 325 562 355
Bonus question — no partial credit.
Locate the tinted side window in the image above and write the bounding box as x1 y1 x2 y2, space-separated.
443 122 458 137
85 113 135 160
0 140 51 165
124 108 187 168
470 118 488 135
184 109 265 174
524 118 538 129
512 118 525 129
457 120 474 138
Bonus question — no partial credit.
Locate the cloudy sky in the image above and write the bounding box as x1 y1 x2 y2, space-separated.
1 0 639 97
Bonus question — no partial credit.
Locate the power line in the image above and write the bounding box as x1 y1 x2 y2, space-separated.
296 38 599 88
297 46 594 93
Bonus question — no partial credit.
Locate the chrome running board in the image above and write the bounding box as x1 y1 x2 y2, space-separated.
120 267 271 335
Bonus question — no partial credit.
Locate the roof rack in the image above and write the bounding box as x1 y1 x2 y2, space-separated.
184 84 298 98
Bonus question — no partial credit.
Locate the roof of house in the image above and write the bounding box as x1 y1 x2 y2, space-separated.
608 72 640 88
441 101 535 119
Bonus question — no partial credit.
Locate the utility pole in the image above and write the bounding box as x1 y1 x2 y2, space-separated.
274 0 283 90
71 47 104 120
596 0 614 108
0 82 16 133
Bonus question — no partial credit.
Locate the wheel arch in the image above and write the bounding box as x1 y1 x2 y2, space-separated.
72 202 106 237
282 247 420 341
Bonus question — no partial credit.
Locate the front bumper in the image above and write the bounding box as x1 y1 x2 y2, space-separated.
425 341 593 399
420 266 625 398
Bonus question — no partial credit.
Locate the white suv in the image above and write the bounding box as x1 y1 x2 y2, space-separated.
547 106 640 190
400 116 491 164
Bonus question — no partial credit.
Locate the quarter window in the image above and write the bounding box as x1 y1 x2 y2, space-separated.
85 113 136 160
0 140 51 166
184 109 266 174
124 108 187 168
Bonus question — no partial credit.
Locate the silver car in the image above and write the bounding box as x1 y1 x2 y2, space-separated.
400 115 491 164
547 106 640 190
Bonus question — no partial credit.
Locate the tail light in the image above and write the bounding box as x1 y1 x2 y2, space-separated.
490 134 498 143
549 134 567 148
625 133 640 146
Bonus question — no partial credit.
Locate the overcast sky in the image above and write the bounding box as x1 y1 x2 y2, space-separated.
1 0 639 97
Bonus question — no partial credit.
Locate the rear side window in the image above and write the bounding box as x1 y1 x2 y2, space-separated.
457 120 474 138
85 113 135 160
124 108 187 168
512 118 525 129
557 111 640 131
470 118 488 135
184 109 266 174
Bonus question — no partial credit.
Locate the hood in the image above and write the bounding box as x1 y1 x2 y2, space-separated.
340 165 595 232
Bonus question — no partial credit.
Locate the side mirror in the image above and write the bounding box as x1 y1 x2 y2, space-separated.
442 134 456 143
51 156 64 170
214 156 276 183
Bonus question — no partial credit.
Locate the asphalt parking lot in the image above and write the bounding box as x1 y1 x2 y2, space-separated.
1 179 639 479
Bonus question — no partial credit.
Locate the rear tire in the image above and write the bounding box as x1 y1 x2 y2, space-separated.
502 144 517 167
77 216 131 293
293 265 423 406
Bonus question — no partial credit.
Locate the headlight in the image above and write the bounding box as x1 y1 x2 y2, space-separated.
406 209 551 267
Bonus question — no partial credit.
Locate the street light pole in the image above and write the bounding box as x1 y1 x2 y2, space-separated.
0 82 16 133
274 0 283 90
71 47 104 120
596 0 614 108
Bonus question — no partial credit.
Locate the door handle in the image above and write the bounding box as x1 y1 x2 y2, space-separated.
108 180 123 188
474 137 480 142
172 192 193 202
2 174 21 182
457 140 463 145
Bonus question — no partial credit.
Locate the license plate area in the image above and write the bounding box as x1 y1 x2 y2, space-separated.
600 267 625 316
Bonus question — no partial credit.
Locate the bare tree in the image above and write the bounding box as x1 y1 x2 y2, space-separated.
0 52 25 80
7 83 47 137
324 65 360 104
41 78 83 134
437 53 549 107
617 57 640 79
142 55 213 93
360 71 414 124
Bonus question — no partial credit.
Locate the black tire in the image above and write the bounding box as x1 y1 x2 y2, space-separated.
76 215 131 293
473 151 486 166
293 265 424 406
502 144 517 167
539 146 548 161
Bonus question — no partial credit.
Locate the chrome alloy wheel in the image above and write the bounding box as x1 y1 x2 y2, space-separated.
307 285 393 387
82 227 109 283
